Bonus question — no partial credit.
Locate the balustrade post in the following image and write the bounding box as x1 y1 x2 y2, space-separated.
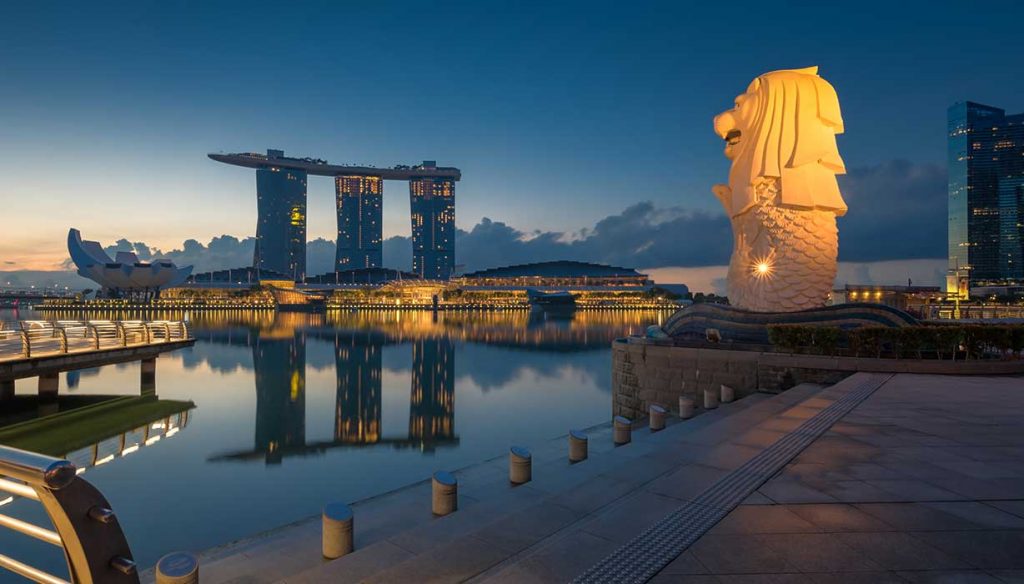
116 323 127 347
20 331 30 358
57 329 68 354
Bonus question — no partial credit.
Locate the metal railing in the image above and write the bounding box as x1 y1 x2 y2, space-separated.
0 320 190 363
0 446 138 583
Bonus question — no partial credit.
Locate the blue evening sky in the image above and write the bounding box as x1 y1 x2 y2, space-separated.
1 0 1023 268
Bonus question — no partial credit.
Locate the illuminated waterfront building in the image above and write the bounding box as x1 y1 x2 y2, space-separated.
255 159 307 280
458 261 651 288
67 228 192 299
410 169 456 280
335 175 383 270
209 151 461 281
948 102 1024 288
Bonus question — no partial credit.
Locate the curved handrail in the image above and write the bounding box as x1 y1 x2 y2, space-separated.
0 447 76 490
0 320 191 363
0 446 139 583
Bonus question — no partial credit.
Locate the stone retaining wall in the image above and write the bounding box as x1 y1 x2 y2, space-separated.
612 337 1024 420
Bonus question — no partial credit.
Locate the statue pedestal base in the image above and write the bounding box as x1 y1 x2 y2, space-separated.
660 303 918 346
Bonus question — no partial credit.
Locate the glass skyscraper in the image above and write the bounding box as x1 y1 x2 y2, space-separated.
211 150 460 281
255 166 307 280
410 172 456 280
948 102 1024 289
335 175 383 270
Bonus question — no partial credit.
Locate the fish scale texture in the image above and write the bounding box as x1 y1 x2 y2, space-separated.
727 177 838 312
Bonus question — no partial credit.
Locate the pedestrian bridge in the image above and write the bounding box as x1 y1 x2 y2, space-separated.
0 320 194 398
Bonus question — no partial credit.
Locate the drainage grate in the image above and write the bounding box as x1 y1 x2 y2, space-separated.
571 373 893 584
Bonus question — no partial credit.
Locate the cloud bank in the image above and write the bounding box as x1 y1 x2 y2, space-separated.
9 160 944 292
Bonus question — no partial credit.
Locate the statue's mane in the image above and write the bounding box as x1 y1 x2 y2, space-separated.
730 66 848 217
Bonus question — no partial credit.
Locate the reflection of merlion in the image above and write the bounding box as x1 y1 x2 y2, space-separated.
712 67 847 312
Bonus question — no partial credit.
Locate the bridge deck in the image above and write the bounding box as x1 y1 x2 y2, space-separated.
0 320 194 381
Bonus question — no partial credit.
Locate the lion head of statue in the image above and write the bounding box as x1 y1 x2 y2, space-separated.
713 66 847 218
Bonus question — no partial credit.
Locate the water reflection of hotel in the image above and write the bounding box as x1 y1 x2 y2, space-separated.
409 338 454 447
335 331 381 445
229 327 457 464
253 330 307 464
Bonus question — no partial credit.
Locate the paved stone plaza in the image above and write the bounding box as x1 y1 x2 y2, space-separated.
186 373 1024 584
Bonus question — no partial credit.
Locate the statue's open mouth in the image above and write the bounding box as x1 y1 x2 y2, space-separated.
725 129 741 146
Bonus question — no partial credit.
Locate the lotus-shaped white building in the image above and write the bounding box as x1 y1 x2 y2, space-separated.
68 228 192 298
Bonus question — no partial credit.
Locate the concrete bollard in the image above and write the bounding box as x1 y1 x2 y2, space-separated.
432 471 458 516
155 551 198 584
649 404 667 431
613 416 632 446
703 387 719 410
568 429 588 463
679 396 695 419
720 384 735 404
322 502 354 559
509 446 532 484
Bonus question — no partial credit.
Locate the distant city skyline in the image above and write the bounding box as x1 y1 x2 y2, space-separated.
948 101 1024 288
2 0 1023 282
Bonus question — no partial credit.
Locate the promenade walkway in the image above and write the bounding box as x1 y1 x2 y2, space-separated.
190 372 1024 583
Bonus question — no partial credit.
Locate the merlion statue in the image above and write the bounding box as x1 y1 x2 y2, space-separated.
712 66 847 312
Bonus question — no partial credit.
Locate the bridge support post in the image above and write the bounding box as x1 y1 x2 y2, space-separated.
38 373 59 401
141 357 156 394
0 380 13 401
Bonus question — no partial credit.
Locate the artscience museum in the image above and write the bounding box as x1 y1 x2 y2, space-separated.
68 228 193 299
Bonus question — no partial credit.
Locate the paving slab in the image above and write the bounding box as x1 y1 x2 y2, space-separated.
642 373 1024 584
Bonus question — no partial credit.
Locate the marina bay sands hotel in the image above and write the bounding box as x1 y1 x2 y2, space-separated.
209 149 461 280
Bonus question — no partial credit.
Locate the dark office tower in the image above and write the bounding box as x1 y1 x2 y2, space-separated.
334 331 382 444
409 337 455 450
335 176 383 270
255 164 307 280
409 167 456 280
252 330 306 465
949 102 1024 288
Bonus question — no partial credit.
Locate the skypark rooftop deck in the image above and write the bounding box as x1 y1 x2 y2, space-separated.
209 151 461 180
